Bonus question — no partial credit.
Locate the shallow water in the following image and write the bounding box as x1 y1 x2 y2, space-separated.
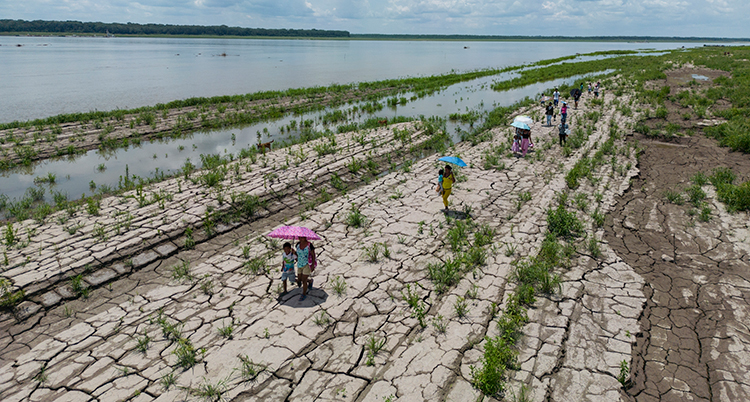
0 68 613 205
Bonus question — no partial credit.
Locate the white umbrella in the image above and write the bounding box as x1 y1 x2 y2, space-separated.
513 116 534 126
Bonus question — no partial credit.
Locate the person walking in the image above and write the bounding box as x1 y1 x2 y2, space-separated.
561 102 568 121
441 165 455 211
545 102 554 126
521 129 532 157
553 88 560 107
295 237 316 301
559 121 569 146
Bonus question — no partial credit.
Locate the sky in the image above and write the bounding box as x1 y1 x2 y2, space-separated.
1 0 749 37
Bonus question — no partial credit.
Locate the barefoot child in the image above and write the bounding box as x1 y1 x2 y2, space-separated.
280 242 297 294
436 169 444 195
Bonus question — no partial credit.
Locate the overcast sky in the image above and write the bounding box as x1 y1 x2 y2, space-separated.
2 0 749 37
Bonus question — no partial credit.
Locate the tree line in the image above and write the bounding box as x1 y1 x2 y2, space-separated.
351 34 748 42
0 19 350 38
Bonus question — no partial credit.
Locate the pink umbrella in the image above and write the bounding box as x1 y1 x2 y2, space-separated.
267 226 321 241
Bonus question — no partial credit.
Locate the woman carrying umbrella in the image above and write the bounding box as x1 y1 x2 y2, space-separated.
296 236 317 301
441 165 455 211
437 157 465 211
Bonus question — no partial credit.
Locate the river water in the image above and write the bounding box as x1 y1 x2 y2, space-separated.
1 36 698 123
0 37 702 208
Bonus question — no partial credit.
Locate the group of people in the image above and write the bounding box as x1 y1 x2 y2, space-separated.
279 81 603 301
280 237 317 301
529 80 598 151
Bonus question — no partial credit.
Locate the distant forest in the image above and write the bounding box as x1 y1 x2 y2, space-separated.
0 19 350 38
1 20 746 42
351 34 749 42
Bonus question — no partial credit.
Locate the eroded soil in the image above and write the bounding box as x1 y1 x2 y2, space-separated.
607 68 750 401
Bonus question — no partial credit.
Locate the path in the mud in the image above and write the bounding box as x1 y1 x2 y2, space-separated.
607 134 750 402
1 92 644 402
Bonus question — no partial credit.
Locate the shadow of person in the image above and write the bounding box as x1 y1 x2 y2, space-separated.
443 210 471 220
276 285 329 308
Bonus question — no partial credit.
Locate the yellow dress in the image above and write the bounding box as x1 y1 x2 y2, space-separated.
442 174 453 208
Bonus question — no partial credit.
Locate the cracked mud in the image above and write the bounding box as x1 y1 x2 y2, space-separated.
1 69 748 402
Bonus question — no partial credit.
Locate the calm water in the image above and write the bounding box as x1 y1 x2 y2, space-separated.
0 37 702 208
1 36 699 123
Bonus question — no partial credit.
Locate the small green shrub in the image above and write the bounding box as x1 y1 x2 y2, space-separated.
546 204 583 238
346 204 367 228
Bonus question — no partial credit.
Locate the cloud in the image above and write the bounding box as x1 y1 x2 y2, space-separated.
0 0 748 36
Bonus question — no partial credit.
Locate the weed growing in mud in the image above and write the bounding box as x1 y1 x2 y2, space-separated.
454 296 469 319
365 334 387 366
313 310 330 327
200 276 215 295
664 189 685 205
188 377 227 402
362 243 381 262
447 220 470 252
160 372 177 391
346 204 367 228
243 257 267 275
184 227 195 249
474 224 496 247
218 322 234 339
330 275 347 297
135 331 151 353
686 184 707 206
710 167 750 212
432 315 447 334
401 284 420 309
330 173 346 193
691 172 709 186
62 305 74 318
587 236 602 259
618 360 630 386
591 208 605 228
237 355 266 382
546 204 583 239
699 205 713 222
427 257 463 294
172 261 194 282
173 338 200 369
470 335 518 397
34 363 48 384
464 246 487 268
70 274 90 299
0 278 25 309
574 193 589 212
3 223 17 247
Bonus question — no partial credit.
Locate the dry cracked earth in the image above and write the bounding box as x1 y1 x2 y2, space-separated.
1 81 748 402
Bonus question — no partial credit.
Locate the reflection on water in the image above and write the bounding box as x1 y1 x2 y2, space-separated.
0 69 614 205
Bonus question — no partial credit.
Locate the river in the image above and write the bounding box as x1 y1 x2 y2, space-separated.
1 36 701 123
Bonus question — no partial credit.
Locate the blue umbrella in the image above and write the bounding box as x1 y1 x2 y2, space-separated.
510 121 530 130
439 156 467 167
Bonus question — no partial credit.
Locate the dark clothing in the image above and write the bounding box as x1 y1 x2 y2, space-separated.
559 123 568 146
545 104 554 116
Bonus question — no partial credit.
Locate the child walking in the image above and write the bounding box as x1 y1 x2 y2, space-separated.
280 242 297 294
511 130 521 154
436 169 444 195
